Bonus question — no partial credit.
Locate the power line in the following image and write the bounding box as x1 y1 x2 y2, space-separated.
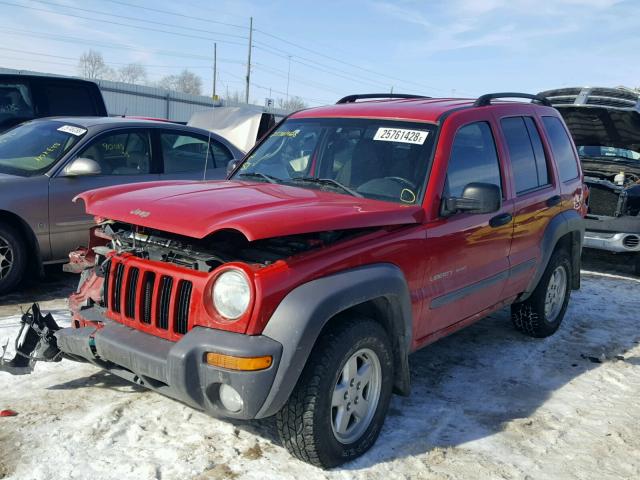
252 28 451 94
0 46 241 69
0 0 247 46
27 0 248 40
100 0 247 30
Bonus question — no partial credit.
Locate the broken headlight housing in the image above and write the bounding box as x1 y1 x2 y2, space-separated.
212 269 251 320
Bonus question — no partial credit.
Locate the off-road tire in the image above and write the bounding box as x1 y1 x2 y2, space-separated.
0 223 26 295
511 249 572 338
276 318 394 468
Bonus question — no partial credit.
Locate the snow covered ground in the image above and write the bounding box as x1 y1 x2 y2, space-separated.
1 270 639 480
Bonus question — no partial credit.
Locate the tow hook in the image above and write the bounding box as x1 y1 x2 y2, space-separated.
0 304 62 375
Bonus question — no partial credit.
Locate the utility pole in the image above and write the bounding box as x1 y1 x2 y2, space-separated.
245 16 253 104
212 42 217 100
286 55 291 102
390 86 394 94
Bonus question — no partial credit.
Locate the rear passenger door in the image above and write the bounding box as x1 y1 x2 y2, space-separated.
496 115 561 298
421 119 514 338
157 130 232 181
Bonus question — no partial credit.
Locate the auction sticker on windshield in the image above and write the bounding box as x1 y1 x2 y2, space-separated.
57 125 87 136
374 127 428 144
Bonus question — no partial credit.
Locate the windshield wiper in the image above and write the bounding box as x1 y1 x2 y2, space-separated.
237 172 279 183
291 177 362 197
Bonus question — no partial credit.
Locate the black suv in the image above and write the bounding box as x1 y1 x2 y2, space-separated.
0 73 107 132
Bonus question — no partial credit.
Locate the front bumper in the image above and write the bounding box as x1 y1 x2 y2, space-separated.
55 307 282 420
584 231 640 253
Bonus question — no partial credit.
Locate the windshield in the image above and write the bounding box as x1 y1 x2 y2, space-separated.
578 145 640 162
232 118 437 204
0 121 86 176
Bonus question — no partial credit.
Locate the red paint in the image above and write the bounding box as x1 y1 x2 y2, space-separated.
0 409 18 417
76 181 424 241
70 97 586 352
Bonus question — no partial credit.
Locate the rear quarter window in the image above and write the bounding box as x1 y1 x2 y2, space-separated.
542 116 579 182
44 84 98 116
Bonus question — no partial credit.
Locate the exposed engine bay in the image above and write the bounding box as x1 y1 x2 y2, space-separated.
583 165 640 218
102 221 367 271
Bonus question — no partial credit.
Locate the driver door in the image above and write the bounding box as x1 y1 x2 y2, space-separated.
418 120 514 340
48 128 159 260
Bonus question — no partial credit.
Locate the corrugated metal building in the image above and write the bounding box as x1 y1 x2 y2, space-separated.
1 67 288 122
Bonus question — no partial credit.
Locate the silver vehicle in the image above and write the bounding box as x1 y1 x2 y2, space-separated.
541 87 640 275
0 117 244 293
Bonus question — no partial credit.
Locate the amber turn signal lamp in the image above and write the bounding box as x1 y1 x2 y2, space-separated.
205 352 273 371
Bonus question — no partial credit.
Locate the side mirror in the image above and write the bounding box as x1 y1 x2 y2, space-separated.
443 182 501 215
226 159 241 177
64 157 102 177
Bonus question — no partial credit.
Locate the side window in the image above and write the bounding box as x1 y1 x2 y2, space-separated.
210 140 234 166
44 84 97 116
79 130 151 175
542 116 579 182
161 132 223 173
445 122 502 198
0 82 34 124
500 116 549 194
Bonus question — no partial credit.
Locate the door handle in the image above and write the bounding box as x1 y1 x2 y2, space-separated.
489 213 512 228
546 195 561 207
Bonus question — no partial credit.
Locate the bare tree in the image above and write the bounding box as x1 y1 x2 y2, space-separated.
78 50 114 80
158 69 202 95
117 63 147 85
278 96 307 111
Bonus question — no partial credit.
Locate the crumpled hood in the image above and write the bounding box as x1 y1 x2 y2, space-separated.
556 105 640 152
76 180 424 240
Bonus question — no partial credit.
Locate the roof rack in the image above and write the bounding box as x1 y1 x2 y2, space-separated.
474 92 552 107
336 93 430 104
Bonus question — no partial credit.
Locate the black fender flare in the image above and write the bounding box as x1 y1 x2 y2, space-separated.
521 209 584 301
256 263 413 418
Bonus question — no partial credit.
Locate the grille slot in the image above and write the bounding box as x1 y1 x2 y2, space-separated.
125 267 139 319
112 263 125 313
157 276 173 330
175 281 193 335
140 272 155 324
102 260 111 308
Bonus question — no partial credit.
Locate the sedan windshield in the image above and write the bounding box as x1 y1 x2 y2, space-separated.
0 120 86 176
232 118 437 204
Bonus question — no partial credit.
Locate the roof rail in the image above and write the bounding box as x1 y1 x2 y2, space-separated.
474 92 552 107
336 93 429 104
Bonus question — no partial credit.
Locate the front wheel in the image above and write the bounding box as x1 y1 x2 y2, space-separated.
0 223 27 295
511 249 572 338
276 318 394 468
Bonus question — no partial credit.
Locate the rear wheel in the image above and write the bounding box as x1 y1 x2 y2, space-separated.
276 318 394 468
0 223 26 295
512 249 571 338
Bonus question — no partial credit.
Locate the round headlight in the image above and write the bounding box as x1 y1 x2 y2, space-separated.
212 270 251 320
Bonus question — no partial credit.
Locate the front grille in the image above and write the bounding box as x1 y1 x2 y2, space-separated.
588 185 620 216
106 257 194 339
623 235 640 249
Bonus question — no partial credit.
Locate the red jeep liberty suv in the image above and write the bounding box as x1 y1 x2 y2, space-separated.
2 93 586 468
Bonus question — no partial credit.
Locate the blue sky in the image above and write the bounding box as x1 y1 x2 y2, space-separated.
0 0 638 106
